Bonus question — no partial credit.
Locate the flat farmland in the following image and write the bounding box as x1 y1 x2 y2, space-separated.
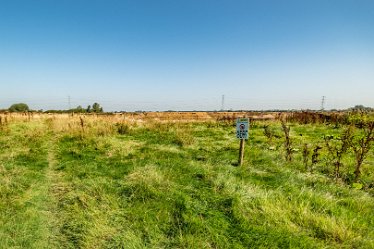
0 113 373 248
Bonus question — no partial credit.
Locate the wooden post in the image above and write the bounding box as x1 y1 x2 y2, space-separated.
238 139 245 166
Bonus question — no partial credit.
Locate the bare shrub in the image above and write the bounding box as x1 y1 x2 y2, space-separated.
116 122 130 135
324 126 353 179
302 143 310 171
263 125 275 143
80 116 85 132
350 121 374 181
281 120 293 162
310 145 323 173
303 143 322 173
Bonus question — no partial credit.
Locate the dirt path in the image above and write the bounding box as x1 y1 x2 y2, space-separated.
25 132 69 248
6 132 66 248
43 134 73 248
43 138 61 247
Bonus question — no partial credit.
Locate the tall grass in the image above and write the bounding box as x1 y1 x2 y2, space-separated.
0 114 373 248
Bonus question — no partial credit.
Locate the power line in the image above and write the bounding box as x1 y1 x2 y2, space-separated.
321 96 326 111
221 95 225 111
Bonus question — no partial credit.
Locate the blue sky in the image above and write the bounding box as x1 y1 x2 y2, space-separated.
0 0 373 111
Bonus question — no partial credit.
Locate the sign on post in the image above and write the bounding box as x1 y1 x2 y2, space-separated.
236 118 249 166
236 118 249 140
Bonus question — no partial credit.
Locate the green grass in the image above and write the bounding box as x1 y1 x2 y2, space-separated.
0 117 373 248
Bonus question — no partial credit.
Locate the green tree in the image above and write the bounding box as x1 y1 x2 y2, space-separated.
92 102 103 113
9 103 29 112
349 105 373 112
74 105 85 113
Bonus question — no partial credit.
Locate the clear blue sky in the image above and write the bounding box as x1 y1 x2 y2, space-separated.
1 0 373 111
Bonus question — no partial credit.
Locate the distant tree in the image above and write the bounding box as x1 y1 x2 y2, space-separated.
74 105 85 113
86 105 91 113
349 105 373 112
92 102 103 113
9 103 29 112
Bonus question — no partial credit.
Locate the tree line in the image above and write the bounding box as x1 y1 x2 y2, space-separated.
4 102 104 113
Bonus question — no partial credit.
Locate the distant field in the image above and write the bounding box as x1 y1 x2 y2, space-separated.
0 111 279 122
0 113 373 248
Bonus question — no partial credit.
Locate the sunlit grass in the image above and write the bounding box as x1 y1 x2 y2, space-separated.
0 115 373 248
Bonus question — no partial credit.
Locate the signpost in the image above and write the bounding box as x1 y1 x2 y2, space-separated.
236 118 249 166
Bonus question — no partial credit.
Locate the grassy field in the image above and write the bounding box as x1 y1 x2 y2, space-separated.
0 114 373 248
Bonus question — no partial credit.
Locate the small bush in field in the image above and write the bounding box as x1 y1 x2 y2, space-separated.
79 116 85 131
263 125 274 142
350 121 374 181
281 120 293 162
324 126 353 179
310 145 323 173
302 143 322 173
302 143 310 171
116 122 130 135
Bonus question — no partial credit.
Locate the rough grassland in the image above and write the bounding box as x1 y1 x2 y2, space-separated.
0 115 373 248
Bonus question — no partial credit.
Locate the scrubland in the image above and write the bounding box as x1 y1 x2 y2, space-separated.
0 113 373 248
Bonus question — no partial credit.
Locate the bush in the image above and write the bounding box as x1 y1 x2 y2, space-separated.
9 103 29 112
116 122 130 135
